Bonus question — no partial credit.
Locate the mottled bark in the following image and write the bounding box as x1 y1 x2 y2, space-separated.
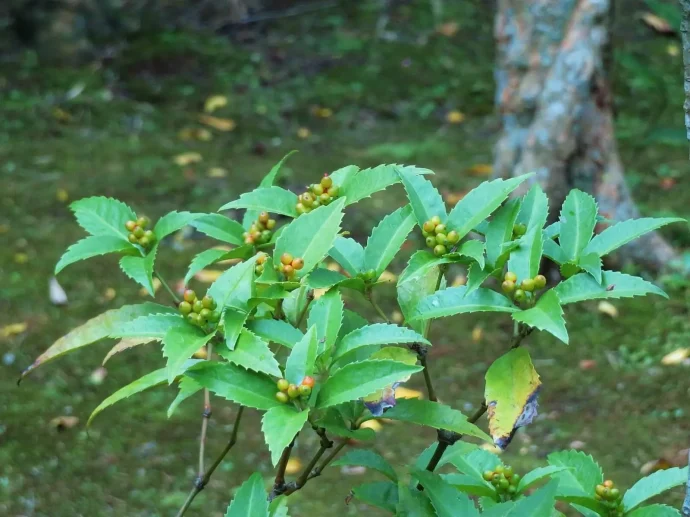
494 0 676 271
681 0 690 148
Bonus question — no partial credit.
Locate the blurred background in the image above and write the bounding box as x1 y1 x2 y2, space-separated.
2 0 690 515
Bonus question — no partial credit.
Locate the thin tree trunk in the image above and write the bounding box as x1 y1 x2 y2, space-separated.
493 0 676 271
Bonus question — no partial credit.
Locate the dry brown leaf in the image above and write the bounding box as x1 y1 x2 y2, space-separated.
597 301 618 318
661 348 690 366
444 190 466 204
436 21 459 37
378 270 398 283
451 275 467 287
640 458 673 475
640 12 673 34
52 107 72 123
173 152 203 166
312 288 328 300
204 95 228 113
193 347 208 359
326 261 341 272
1 322 28 338
199 114 236 132
50 416 79 430
467 163 493 176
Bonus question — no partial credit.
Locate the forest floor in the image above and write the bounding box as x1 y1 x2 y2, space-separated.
1 1 690 515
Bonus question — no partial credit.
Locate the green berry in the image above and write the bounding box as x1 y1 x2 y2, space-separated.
277 379 289 392
446 230 460 244
434 224 446 235
320 193 330 204
259 212 269 223
143 230 155 241
425 236 437 248
514 289 526 302
138 236 150 247
199 308 211 320
482 470 494 481
301 192 314 206
502 280 515 294
433 244 447 256
328 186 339 198
321 175 333 188
187 313 201 325
133 226 144 238
193 300 204 313
503 466 513 478
296 203 306 214
202 296 216 309
534 274 547 289
498 479 509 490
136 216 150 228
504 272 517 283
510 474 520 486
255 265 264 275
311 200 321 208
261 230 272 243
364 269 377 281
430 215 441 226
266 219 276 230
520 278 535 292
494 465 504 475
287 384 300 399
275 391 289 403
507 486 517 495
609 488 620 500
183 290 197 303
423 221 436 233
208 310 220 323
513 223 526 236
125 220 137 231
299 385 312 397
128 233 138 243
435 233 447 245
178 301 192 314
311 183 324 195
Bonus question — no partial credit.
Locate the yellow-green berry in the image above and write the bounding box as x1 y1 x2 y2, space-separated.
287 384 300 399
202 296 216 309
425 236 437 248
276 391 289 403
502 280 515 294
514 289 526 302
433 244 447 256
133 226 144 238
534 274 547 289
447 230 460 244
193 300 204 313
430 215 442 226
434 224 446 235
520 278 535 292
277 379 289 392
179 301 192 314
423 221 436 233
183 289 197 303
504 272 517 283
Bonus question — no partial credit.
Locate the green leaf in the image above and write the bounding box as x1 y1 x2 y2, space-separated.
485 198 521 268
341 164 431 206
332 449 398 482
583 217 685 257
578 252 602 283
328 236 365 276
190 214 246 245
87 360 197 425
333 323 429 362
485 348 542 448
283 285 310 326
168 376 202 418
465 263 494 297
449 449 502 481
219 329 282 377
544 222 560 239
163 326 215 382
208 255 259 310
305 268 364 291
559 190 597 261
516 184 549 231
554 271 668 305
154 211 200 240
246 319 303 349
329 164 359 187
261 406 309 466
316 408 375 441
507 226 543 281
243 150 298 228
364 205 416 275
112 313 186 339
219 186 298 217
316 360 422 408
382 398 492 442
414 470 480 517
446 175 531 239
412 286 518 320
352 481 399 513
512 290 568 344
285 326 318 385
55 235 135 274
70 196 136 241
543 238 567 265
627 505 682 517
396 167 446 226
186 361 282 410
547 450 603 497
441 473 496 497
308 289 343 356
119 245 158 296
451 240 486 269
517 466 570 494
483 479 558 517
184 245 254 285
623 467 689 511
396 484 436 517
225 473 269 517
223 308 249 350
21 303 173 379
274 198 346 278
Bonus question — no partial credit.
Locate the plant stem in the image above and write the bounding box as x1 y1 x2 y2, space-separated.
307 440 347 480
366 289 389 323
418 351 437 402
176 405 245 517
283 428 333 496
198 342 214 476
155 272 181 304
295 290 314 328
271 438 296 496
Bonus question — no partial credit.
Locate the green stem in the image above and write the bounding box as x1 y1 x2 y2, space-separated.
176 405 245 517
419 354 437 402
295 290 314 329
155 272 181 304
283 428 334 495
272 438 296 493
366 289 389 323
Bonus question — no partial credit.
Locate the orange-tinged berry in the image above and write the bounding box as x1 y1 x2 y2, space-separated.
292 258 304 270
125 220 137 231
423 221 435 233
280 253 293 265
183 290 197 303
259 212 269 223
301 376 315 388
283 264 294 276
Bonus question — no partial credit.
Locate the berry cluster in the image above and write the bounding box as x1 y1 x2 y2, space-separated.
275 375 315 403
178 290 220 327
421 216 460 256
275 253 304 279
125 217 156 249
242 212 276 246
482 465 520 498
501 271 547 302
255 252 268 276
295 174 339 215
512 223 527 239
595 480 624 516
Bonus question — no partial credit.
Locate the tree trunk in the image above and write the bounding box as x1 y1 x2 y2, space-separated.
493 0 676 271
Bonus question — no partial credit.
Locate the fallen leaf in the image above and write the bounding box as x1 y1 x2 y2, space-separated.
325 262 341 272
395 387 423 399
199 114 236 132
178 127 213 141
660 177 676 190
139 277 161 297
640 458 673 475
194 270 223 283
312 288 328 300
285 458 302 474
597 301 618 318
467 164 493 176
640 12 673 34
480 443 503 454
443 190 466 204
173 152 203 166
436 21 459 37
661 348 690 366
207 167 227 178
52 107 72 123
359 420 383 432
446 110 465 124
316 107 333 119
49 277 68 305
1 322 28 338
50 416 79 430
204 95 228 113
297 127 311 139
56 188 69 202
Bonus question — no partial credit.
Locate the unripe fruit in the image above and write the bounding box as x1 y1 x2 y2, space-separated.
507 486 517 495
435 233 447 245
257 253 267 265
534 274 547 289
259 212 269 223
433 244 447 256
426 236 437 248
137 216 150 228
283 265 294 276
261 230 272 242
276 263 285 272
514 289 526 302
447 230 460 244
502 280 515 294
482 470 494 481
251 230 261 240
255 265 264 275
125 220 137 231
504 272 517 283
199 308 211 320
510 474 520 486
513 223 526 236
499 479 509 490
292 258 304 270
138 236 150 247
521 278 535 292
266 219 276 230
494 465 504 475
609 488 620 500
281 253 293 265
312 200 321 208
311 184 324 195
423 221 436 233
244 236 255 244
296 203 306 214
328 186 339 198
364 269 377 281
301 375 315 388
193 300 204 313
179 301 192 314
321 175 333 188
434 224 447 235
492 474 501 483
503 466 513 478
128 233 138 243
208 310 220 323
187 313 201 325
287 384 300 399
275 391 289 403
277 379 289 392
183 290 197 303
144 230 155 241
299 385 312 397
430 215 442 226
301 192 314 205
603 480 614 489
133 226 145 238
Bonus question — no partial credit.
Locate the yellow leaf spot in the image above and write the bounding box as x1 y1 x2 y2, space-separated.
207 167 228 178
297 127 311 139
661 348 690 366
446 111 465 124
467 163 493 176
173 152 203 166
1 322 28 338
597 301 618 318
14 252 29 264
359 420 383 432
199 114 236 132
140 277 161 297
395 387 423 399
285 458 302 474
194 270 223 283
378 270 398 283
204 95 228 113
56 188 69 202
